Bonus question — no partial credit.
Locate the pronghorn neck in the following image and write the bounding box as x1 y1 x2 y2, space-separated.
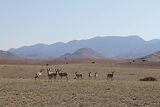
55 71 58 74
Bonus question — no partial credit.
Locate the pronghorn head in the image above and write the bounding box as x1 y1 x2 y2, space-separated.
112 71 115 74
40 69 45 72
46 68 51 72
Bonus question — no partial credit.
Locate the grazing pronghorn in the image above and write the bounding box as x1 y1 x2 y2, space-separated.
107 71 115 80
57 69 68 81
94 72 98 80
34 69 45 80
75 72 83 79
46 68 58 81
88 72 92 80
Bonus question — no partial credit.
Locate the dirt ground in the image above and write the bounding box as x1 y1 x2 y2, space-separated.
0 61 160 107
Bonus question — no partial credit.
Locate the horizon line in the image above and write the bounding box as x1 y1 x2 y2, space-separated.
6 35 159 51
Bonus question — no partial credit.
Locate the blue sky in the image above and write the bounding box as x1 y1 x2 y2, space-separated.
0 0 160 50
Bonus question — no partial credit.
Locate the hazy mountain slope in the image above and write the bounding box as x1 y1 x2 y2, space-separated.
59 48 104 59
8 36 160 59
139 51 160 62
0 50 16 58
9 43 66 59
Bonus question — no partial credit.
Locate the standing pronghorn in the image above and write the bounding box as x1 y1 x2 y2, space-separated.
57 68 68 81
107 71 115 80
46 68 58 81
34 69 45 80
88 72 92 80
94 72 98 80
75 72 83 80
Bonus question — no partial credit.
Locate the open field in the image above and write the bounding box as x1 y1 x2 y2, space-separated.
0 60 160 107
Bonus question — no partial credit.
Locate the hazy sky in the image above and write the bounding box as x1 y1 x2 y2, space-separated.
0 0 160 50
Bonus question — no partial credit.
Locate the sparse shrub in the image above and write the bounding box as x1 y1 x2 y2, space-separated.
91 61 95 64
129 73 136 75
142 59 147 62
139 77 157 81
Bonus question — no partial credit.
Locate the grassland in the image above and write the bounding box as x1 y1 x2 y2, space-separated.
0 61 160 107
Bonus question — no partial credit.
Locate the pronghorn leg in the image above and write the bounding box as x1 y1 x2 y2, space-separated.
66 76 68 81
60 77 62 82
48 78 49 83
111 77 113 81
50 79 52 83
48 77 51 83
34 75 38 81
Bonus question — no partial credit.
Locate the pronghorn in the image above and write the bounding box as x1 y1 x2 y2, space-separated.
94 72 98 80
75 72 83 79
34 69 45 80
46 68 58 81
88 72 92 80
107 71 115 80
57 69 68 81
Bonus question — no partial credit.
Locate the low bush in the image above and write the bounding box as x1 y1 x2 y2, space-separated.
139 77 157 81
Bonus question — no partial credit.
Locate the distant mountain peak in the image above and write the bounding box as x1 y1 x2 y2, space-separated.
73 48 96 54
59 48 105 59
128 35 145 40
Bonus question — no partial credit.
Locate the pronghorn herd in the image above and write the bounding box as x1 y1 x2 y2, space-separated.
34 65 115 81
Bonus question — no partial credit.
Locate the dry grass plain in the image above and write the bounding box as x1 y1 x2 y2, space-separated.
0 60 160 107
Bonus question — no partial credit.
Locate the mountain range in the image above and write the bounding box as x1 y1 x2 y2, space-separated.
8 35 160 59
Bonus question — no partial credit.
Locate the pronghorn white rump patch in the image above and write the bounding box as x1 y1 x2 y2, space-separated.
38 72 42 76
48 71 53 75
